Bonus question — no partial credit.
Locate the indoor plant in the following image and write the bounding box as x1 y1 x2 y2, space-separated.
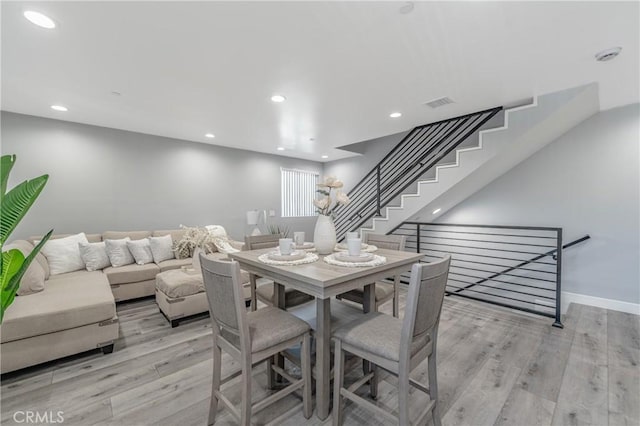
1 154 53 323
313 176 350 254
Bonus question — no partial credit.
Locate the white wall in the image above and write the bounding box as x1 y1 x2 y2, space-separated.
423 104 640 307
1 112 323 240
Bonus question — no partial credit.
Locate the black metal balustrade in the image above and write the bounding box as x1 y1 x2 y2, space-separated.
389 222 591 327
333 106 502 241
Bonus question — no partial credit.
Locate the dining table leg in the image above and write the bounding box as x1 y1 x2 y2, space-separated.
272 283 286 387
316 297 331 420
362 283 377 398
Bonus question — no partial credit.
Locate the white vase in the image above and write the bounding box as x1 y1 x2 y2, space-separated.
314 215 337 255
192 247 204 273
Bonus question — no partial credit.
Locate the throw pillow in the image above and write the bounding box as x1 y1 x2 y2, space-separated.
105 238 135 267
37 232 89 275
127 239 154 265
213 237 240 254
149 235 175 263
3 240 46 295
79 241 111 271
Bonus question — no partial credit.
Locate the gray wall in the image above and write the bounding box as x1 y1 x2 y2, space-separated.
425 104 639 305
1 112 323 240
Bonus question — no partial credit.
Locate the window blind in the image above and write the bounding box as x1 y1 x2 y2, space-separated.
281 168 319 217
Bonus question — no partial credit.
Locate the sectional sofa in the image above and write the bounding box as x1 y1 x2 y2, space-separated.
0 228 240 374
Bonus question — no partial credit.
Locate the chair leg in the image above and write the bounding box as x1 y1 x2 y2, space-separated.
428 352 441 426
301 333 313 419
393 275 400 318
398 368 410 426
369 363 378 399
208 341 222 425
332 339 345 426
240 358 252 426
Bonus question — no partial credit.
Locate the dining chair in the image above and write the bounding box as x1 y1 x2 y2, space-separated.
332 255 451 426
244 234 314 311
336 233 407 317
200 254 312 425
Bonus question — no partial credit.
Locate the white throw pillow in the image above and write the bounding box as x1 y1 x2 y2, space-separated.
127 239 154 265
105 238 135 268
205 225 228 239
149 235 175 263
37 233 88 275
79 241 111 271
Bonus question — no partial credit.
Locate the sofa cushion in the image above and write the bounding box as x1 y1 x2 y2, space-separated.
102 231 151 241
157 258 192 272
105 238 135 268
3 240 46 296
152 229 187 242
29 233 101 244
103 263 160 285
156 269 203 298
0 271 115 343
127 239 154 265
149 235 175 263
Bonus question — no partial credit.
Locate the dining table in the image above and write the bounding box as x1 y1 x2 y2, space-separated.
228 246 425 420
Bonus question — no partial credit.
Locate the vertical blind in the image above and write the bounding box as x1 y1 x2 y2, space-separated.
281 168 319 217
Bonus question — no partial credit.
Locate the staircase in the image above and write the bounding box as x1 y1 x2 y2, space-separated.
334 83 599 239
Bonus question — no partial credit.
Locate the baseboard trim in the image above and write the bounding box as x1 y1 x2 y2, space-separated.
562 291 640 315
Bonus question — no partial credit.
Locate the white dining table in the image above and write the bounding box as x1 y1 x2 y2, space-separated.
229 247 424 420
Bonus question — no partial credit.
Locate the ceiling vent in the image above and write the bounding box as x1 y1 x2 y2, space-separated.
595 47 622 62
424 96 455 108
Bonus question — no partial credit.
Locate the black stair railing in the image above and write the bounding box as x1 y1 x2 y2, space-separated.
389 222 592 328
333 106 502 240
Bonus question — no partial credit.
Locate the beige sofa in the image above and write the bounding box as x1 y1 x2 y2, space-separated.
0 228 237 373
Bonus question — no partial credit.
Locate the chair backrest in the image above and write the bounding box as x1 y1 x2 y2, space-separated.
200 254 249 348
244 234 280 250
400 256 451 360
362 233 406 251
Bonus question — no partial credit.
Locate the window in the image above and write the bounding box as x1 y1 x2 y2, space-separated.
281 168 319 217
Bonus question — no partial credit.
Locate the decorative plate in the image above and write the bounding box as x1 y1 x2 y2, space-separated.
334 244 378 253
268 250 306 261
334 252 374 263
324 254 387 268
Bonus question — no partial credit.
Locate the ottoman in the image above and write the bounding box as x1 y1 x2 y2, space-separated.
156 267 254 327
156 269 208 327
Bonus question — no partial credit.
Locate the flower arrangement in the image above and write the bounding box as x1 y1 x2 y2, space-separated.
173 225 217 258
314 176 351 217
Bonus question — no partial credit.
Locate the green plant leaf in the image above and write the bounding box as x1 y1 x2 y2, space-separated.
1 154 16 198
0 175 49 246
0 248 25 323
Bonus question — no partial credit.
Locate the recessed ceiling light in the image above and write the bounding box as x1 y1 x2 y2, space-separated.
432 208 441 215
309 138 315 142
321 155 329 159
277 147 285 151
595 47 622 62
24 11 56 29
271 95 286 103
205 133 215 139
111 91 122 96
50 105 68 112
389 112 402 118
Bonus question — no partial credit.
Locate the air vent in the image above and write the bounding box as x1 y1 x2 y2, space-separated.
424 96 455 108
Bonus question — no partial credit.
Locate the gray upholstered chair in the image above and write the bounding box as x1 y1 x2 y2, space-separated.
244 234 314 311
332 255 451 426
336 233 407 317
200 254 312 425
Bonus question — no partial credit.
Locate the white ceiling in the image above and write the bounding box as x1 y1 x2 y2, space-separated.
2 1 638 162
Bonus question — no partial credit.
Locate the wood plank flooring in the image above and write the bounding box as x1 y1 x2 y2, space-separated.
1 291 638 426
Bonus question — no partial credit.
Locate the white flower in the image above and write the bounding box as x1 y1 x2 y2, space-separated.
317 176 343 189
313 197 329 209
336 190 350 206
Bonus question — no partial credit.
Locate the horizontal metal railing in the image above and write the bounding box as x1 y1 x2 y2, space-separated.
387 222 591 328
333 107 502 240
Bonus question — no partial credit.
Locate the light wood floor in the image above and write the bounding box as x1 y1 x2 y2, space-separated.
1 290 638 426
